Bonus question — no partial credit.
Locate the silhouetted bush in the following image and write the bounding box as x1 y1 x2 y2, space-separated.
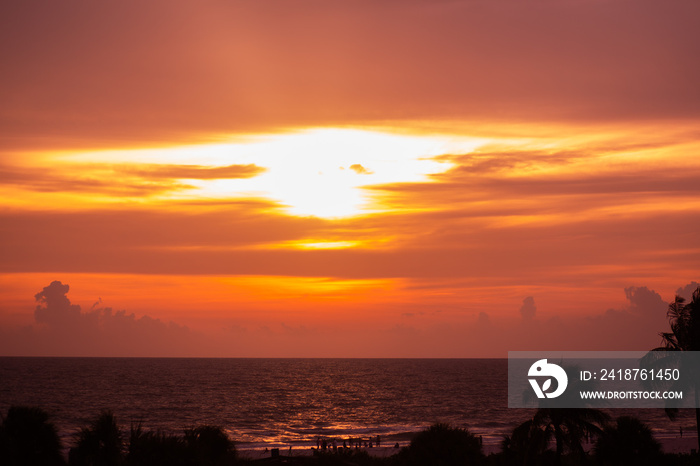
0 406 65 466
126 423 236 466
126 424 189 466
69 410 123 466
397 423 484 466
184 425 236 466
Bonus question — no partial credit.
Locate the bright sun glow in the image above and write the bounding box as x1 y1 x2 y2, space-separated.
56 128 489 218
276 241 360 250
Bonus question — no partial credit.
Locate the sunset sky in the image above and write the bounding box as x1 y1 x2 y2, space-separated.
1 0 699 357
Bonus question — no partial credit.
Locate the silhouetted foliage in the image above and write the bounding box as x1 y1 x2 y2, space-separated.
126 423 236 466
126 424 189 466
501 419 551 466
69 411 123 466
397 423 484 466
593 416 661 466
184 425 236 466
0 406 65 466
655 287 700 352
647 285 700 452
522 408 608 466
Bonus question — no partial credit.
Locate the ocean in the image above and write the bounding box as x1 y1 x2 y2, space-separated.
0 358 695 453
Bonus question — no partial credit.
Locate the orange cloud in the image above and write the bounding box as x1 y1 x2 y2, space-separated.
119 163 266 180
0 162 266 196
0 164 193 196
1 125 698 295
348 164 372 175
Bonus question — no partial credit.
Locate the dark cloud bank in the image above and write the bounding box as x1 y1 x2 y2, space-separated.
1 280 698 357
457 282 700 355
2 281 202 357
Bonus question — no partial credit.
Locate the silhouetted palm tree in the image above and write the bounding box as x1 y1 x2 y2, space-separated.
594 416 661 466
517 363 609 466
646 285 700 452
501 418 550 466
69 411 123 466
529 407 608 466
0 406 65 466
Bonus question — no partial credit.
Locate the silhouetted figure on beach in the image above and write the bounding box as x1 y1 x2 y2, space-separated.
376 435 381 447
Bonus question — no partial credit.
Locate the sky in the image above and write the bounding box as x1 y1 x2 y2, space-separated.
1 0 699 357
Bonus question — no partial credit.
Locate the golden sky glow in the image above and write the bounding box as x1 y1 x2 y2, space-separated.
2 128 490 218
1 0 699 356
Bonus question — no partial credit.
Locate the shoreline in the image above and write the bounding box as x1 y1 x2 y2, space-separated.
237 435 699 460
655 435 699 455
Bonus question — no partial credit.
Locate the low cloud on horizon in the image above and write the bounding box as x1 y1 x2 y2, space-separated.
2 281 198 357
1 280 698 358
